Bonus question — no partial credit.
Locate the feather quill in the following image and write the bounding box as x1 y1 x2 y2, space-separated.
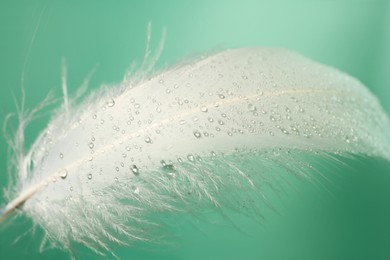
1 47 390 256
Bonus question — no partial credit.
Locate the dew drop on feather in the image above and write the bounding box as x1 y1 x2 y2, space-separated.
187 154 195 161
107 99 115 107
193 131 202 138
144 137 152 143
200 106 208 112
248 104 257 112
131 165 140 175
60 169 68 179
160 160 167 167
133 187 140 195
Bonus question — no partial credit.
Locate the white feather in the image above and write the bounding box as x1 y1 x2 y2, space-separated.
2 47 390 256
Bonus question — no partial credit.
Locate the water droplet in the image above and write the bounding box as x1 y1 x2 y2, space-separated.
89 142 94 149
248 104 257 112
187 154 195 161
114 177 118 181
115 166 119 172
218 94 225 99
107 99 115 107
200 106 208 112
161 160 176 173
179 120 186 125
70 186 74 191
160 160 167 167
60 169 68 179
208 117 214 123
218 120 224 125
144 137 152 144
290 126 299 134
88 156 93 161
133 186 140 195
269 116 276 122
122 153 127 158
134 103 141 109
193 131 201 138
131 165 140 175
93 114 97 119
59 153 64 159
87 173 92 180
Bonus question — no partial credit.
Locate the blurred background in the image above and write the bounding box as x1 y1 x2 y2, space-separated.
0 0 389 259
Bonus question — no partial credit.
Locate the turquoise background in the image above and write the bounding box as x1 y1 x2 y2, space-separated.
0 1 390 259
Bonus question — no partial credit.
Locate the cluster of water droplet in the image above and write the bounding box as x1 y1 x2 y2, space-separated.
37 48 390 209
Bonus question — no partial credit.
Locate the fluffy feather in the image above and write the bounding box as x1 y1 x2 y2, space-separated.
2 47 390 256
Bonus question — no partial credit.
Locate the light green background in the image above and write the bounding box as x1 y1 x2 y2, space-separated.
0 1 389 259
